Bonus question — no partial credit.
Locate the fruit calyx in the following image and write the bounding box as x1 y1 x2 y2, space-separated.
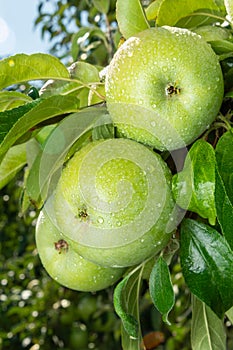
165 82 181 97
54 239 69 254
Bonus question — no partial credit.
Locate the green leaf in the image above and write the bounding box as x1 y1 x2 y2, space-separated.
180 218 233 318
0 143 27 189
215 167 233 249
224 0 233 22
191 295 226 350
176 9 226 29
0 95 79 163
215 130 233 204
92 122 115 140
156 0 221 27
209 40 233 55
41 61 100 108
0 100 40 144
0 91 32 112
114 266 144 349
172 140 216 225
0 53 69 90
226 306 233 323
93 0 110 13
145 0 163 21
25 106 111 208
116 0 150 39
149 257 175 324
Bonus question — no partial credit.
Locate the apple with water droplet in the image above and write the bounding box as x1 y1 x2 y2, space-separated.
54 138 176 268
35 201 125 292
105 26 224 151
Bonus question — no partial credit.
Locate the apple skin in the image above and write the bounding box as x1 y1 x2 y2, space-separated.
105 26 224 151
54 138 176 268
35 208 125 292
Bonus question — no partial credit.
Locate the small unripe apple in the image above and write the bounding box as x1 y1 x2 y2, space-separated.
105 26 224 151
35 204 125 292
54 138 176 267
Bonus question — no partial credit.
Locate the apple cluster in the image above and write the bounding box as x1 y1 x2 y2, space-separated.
36 26 224 292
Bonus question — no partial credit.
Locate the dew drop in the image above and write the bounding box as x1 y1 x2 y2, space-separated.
97 216 104 224
150 121 156 127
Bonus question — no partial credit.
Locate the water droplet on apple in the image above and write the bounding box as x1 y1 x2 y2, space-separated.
97 216 104 224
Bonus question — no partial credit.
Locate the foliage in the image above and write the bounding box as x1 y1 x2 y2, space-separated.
1 0 233 349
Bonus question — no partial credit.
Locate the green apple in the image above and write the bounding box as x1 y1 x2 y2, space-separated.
105 26 224 151
54 138 176 267
35 203 125 292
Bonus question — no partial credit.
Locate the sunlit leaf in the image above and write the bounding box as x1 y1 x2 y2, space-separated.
116 0 150 39
145 0 163 21
0 53 69 90
156 0 221 27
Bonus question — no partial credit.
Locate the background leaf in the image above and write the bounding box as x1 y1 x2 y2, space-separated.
0 53 69 90
180 218 233 318
191 294 226 350
172 140 216 225
93 0 110 14
116 0 149 39
149 256 175 324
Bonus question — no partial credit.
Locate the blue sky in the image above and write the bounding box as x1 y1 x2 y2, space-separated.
0 0 50 56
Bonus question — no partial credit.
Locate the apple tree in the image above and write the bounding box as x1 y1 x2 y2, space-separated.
1 0 233 349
